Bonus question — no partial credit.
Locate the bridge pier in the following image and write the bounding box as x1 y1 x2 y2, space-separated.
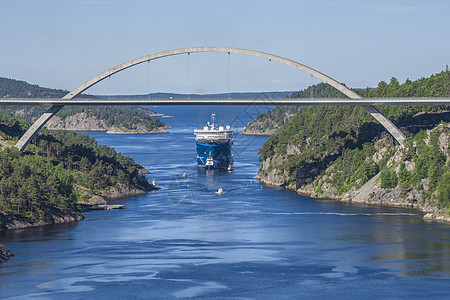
361 105 406 146
15 105 63 152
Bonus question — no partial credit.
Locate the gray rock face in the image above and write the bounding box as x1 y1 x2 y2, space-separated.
0 213 84 230
46 113 106 131
0 244 13 263
257 157 285 186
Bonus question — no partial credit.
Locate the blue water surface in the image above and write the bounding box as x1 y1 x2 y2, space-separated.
1 105 449 299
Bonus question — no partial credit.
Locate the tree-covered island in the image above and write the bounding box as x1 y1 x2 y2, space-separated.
0 118 159 231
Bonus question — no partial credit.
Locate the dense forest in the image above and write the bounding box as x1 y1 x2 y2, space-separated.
245 69 450 134
242 84 342 134
0 116 155 230
257 69 450 216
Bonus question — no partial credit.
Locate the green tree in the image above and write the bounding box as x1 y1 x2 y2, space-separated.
381 169 398 189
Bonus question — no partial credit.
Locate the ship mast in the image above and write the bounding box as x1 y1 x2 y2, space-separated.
211 113 216 129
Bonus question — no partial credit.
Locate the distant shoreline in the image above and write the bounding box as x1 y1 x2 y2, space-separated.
47 126 171 134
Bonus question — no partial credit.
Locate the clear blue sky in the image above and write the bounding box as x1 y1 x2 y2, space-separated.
2 0 449 95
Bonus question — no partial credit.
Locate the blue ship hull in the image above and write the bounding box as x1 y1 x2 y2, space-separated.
196 141 233 169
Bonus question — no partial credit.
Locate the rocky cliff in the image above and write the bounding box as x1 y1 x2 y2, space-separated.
258 122 450 223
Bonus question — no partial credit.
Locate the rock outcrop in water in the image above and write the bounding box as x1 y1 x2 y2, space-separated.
0 244 13 263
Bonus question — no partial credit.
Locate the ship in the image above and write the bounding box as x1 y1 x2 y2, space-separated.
194 113 233 170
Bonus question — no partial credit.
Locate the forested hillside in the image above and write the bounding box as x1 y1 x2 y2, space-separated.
0 77 89 98
242 83 343 135
256 69 450 221
0 117 157 230
243 69 450 135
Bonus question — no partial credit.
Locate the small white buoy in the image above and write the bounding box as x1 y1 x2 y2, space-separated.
152 179 156 185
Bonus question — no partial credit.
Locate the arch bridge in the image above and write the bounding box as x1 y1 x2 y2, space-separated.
5 47 450 151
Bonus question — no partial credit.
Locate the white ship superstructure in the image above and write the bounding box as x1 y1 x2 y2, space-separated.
194 113 234 169
194 114 233 143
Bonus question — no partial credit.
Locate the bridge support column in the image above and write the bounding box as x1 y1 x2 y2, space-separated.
15 105 64 152
362 105 406 147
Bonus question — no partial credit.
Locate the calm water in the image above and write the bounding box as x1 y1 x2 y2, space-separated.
1 105 449 299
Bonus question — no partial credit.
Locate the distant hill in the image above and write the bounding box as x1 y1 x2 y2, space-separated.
0 77 94 98
97 91 295 99
0 76 294 100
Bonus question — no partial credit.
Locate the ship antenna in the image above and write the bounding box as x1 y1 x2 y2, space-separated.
211 113 216 128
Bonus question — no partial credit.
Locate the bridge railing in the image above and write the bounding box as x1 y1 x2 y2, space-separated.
1 97 450 106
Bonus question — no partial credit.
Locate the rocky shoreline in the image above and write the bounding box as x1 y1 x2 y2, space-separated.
240 130 272 136
79 182 161 208
0 244 13 263
0 212 85 231
106 127 169 134
257 175 450 224
257 124 450 224
0 177 160 231
0 182 161 263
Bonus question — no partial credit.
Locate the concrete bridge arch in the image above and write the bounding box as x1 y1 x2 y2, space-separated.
15 46 405 151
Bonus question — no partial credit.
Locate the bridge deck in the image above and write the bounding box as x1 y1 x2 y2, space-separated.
1 97 450 106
